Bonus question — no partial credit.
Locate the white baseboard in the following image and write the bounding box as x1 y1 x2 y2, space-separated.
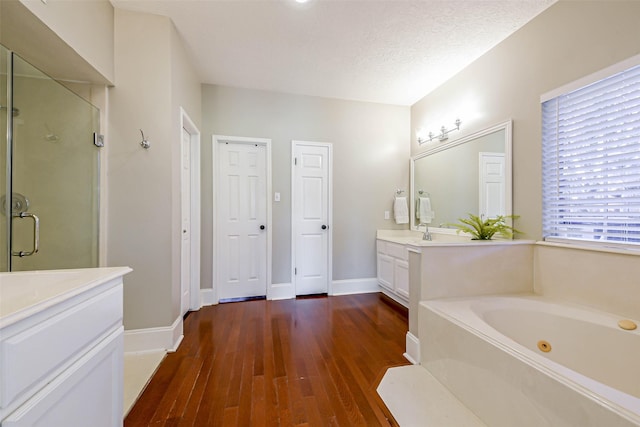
404 331 420 365
200 288 215 306
269 282 295 300
272 279 379 299
124 315 184 353
201 278 380 304
331 277 380 296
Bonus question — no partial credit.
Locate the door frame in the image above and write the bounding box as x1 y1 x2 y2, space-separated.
291 140 333 296
180 107 201 312
212 135 272 304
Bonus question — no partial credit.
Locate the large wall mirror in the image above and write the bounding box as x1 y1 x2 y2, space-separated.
410 120 512 232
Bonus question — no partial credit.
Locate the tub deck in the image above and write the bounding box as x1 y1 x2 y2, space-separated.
377 365 486 426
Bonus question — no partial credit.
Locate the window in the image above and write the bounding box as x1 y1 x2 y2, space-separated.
542 62 640 247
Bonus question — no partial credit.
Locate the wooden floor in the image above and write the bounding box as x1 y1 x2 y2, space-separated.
125 293 410 426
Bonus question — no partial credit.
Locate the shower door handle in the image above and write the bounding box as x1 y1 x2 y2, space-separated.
12 212 40 257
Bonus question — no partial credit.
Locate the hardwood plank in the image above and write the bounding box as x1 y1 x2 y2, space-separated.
125 293 409 426
175 342 213 426
165 356 204 420
204 350 235 425
222 407 238 427
307 354 352 425
124 351 183 425
250 375 267 426
302 395 325 427
271 317 287 378
279 314 308 425
275 376 293 426
261 306 280 425
236 339 255 426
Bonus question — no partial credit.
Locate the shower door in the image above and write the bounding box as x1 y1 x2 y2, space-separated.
1 46 8 271
2 47 100 271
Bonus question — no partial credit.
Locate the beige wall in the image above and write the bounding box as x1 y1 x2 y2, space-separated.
18 0 114 83
0 1 113 85
201 85 410 288
535 244 640 321
411 0 640 241
108 9 201 329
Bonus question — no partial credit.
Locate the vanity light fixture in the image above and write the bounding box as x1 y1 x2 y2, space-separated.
416 128 428 144
417 118 462 144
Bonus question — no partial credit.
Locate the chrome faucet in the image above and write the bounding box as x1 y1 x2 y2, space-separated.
419 223 432 241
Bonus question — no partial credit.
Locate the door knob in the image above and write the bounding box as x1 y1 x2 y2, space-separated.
321 225 327 230
260 225 265 230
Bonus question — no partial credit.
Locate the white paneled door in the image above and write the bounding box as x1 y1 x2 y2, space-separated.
292 142 332 296
217 141 268 300
479 152 506 219
180 109 201 313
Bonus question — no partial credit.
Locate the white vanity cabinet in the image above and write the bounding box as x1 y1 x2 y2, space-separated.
0 267 131 427
376 240 409 305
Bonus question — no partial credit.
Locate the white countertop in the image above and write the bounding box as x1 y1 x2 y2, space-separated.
376 229 534 247
0 267 132 329
377 229 470 245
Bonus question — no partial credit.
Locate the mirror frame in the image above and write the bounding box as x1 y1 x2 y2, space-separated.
410 119 513 233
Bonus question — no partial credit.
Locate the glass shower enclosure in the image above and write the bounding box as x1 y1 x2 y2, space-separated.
1 45 100 272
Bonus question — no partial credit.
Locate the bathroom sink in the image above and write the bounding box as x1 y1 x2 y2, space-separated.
404 234 470 245
404 238 431 244
376 229 471 245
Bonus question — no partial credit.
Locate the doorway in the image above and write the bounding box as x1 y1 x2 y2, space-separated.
214 135 271 302
180 108 201 314
291 141 332 296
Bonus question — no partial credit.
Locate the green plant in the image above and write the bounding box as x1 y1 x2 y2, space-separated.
447 214 521 240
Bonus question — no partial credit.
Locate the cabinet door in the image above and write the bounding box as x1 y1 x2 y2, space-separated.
2 329 123 427
394 259 409 299
1 285 122 411
377 253 394 291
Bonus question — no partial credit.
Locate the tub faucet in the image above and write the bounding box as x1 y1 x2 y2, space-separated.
419 223 432 241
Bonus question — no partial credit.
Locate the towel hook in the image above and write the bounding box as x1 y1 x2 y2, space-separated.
140 129 150 149
396 189 405 196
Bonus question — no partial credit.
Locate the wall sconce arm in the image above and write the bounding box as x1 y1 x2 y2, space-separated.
418 119 462 144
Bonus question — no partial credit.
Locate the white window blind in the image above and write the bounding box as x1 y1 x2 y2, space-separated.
542 63 640 246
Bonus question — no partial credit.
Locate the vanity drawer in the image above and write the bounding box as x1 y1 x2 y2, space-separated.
2 328 123 427
0 285 123 411
385 242 407 260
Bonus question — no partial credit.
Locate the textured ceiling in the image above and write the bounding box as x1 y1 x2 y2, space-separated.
112 0 556 106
